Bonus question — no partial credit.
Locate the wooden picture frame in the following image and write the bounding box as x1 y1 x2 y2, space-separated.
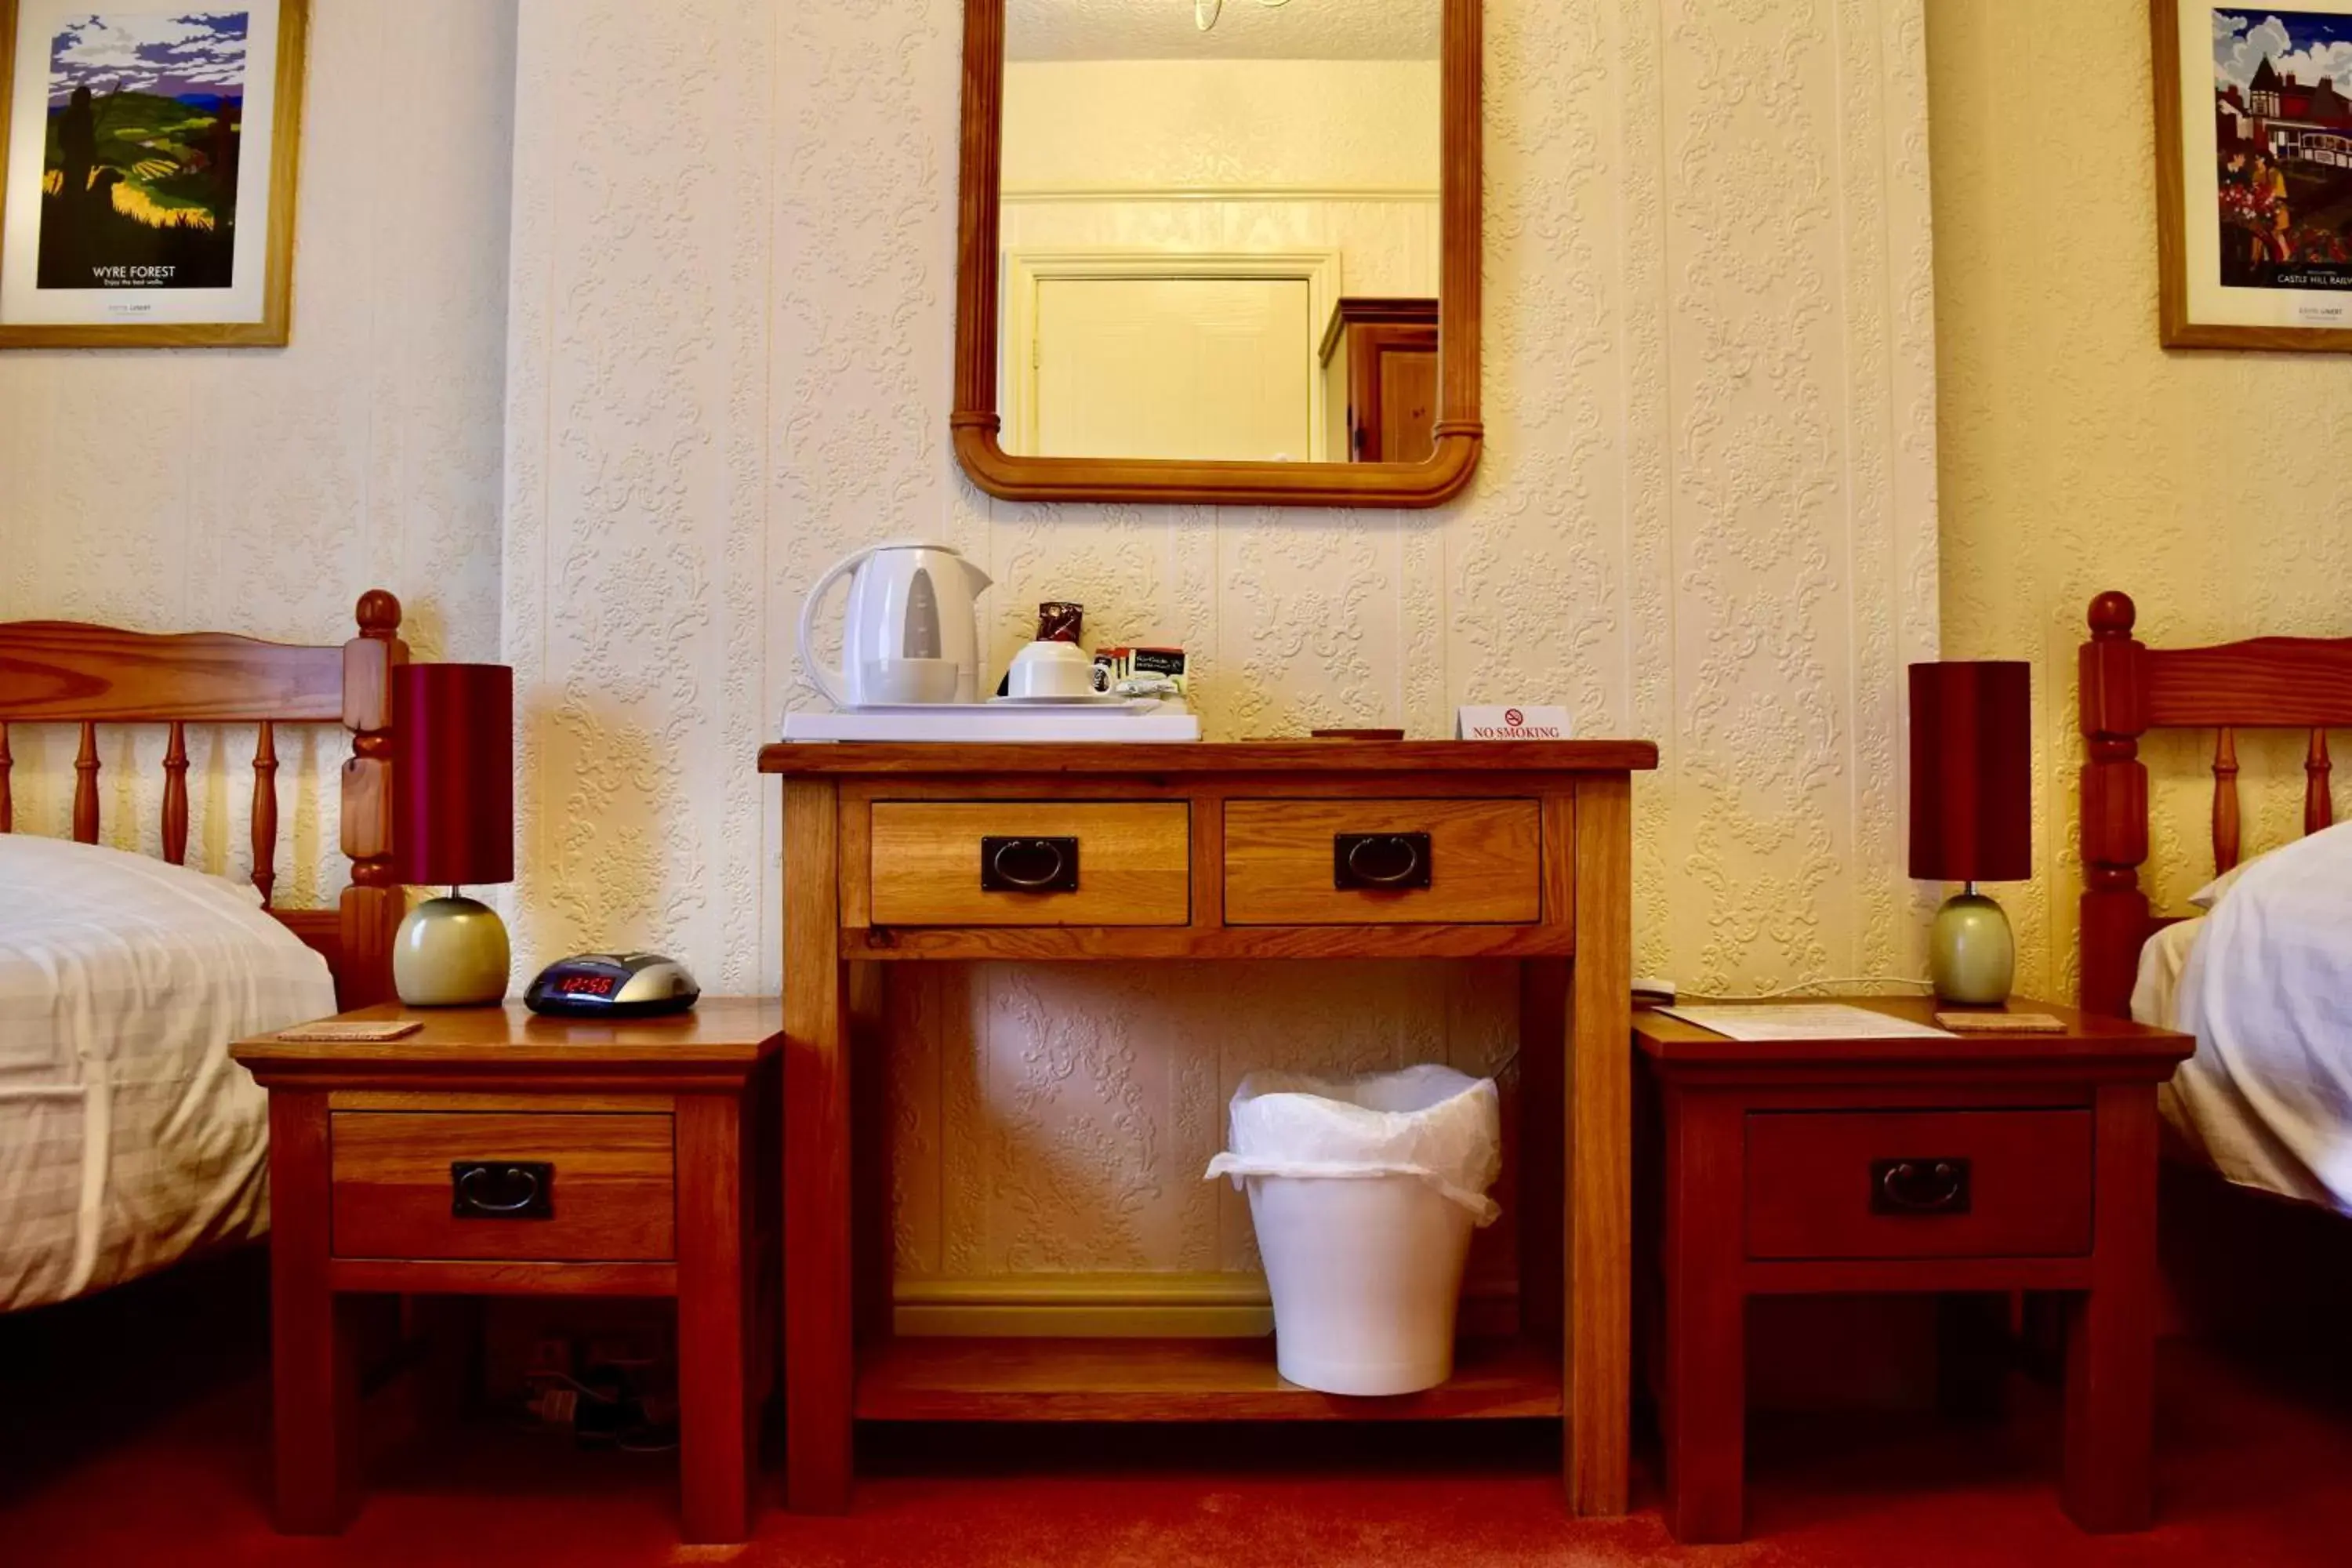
2155 0 2352 350
952 0 1481 509
0 0 307 348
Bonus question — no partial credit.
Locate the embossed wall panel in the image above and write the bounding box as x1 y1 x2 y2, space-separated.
501 0 779 991
503 0 1940 1287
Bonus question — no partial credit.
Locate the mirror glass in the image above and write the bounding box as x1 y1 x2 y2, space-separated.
998 0 1443 467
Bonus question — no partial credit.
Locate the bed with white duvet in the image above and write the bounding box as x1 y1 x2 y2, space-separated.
0 835 336 1311
2132 820 2352 1216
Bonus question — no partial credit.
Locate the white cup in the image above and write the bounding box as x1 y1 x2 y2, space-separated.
1005 640 1101 699
859 657 961 706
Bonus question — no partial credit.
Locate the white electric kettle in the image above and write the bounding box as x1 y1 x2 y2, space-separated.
798 541 993 708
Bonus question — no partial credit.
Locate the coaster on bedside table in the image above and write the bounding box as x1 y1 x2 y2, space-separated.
273 1021 424 1042
1934 1011 2066 1034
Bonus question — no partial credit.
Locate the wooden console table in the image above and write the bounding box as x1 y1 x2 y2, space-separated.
756 740 1657 1515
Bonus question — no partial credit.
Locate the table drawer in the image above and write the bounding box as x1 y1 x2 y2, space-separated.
1222 798 1541 925
869 801 1191 926
330 1112 675 1261
1745 1109 2092 1261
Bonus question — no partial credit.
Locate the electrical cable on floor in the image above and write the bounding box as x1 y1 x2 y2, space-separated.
514 1367 676 1453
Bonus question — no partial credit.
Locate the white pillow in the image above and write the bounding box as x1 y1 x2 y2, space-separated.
2190 848 2272 911
201 869 267 907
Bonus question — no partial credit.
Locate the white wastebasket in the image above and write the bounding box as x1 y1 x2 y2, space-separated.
1206 1065 1502 1396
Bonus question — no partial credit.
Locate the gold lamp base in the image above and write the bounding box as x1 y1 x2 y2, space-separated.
393 892 511 1007
1929 886 2014 1007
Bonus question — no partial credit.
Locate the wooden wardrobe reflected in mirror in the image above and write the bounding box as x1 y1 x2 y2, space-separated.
953 0 1483 509
1323 298 1440 465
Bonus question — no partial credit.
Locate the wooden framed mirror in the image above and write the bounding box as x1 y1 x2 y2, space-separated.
953 0 1481 509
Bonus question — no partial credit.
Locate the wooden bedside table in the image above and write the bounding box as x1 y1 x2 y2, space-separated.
231 1000 781 1544
1636 998 2192 1543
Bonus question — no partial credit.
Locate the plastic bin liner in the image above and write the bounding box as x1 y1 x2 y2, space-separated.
1203 1064 1502 1224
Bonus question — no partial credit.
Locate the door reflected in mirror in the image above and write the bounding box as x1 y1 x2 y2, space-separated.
998 0 1443 468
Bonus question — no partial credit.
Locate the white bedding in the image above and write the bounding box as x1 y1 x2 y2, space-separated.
2131 916 2204 1041
0 836 337 1311
2132 822 2352 1214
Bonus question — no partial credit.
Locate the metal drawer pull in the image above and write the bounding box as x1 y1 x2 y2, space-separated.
1871 1156 1971 1215
981 835 1080 892
451 1160 553 1219
1333 832 1432 890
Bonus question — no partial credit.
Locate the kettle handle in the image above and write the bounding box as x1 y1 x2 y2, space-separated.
797 545 876 710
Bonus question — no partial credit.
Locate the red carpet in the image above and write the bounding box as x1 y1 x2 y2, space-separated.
5 1261 2349 1566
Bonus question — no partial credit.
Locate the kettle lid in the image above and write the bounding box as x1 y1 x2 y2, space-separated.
871 539 964 555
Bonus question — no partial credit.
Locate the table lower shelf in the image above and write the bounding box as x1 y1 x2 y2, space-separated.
854 1335 1563 1422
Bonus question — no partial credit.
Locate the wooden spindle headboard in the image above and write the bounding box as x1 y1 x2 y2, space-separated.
0 592 408 1008
2078 590 2352 1017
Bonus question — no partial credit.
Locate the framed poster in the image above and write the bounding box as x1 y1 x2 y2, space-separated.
2158 1 2352 350
0 0 306 347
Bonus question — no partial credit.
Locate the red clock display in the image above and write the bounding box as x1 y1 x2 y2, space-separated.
557 973 619 996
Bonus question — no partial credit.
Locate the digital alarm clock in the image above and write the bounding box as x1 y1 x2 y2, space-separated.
524 953 700 1018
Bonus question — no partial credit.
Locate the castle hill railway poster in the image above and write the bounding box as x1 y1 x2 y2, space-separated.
2160 2 2352 349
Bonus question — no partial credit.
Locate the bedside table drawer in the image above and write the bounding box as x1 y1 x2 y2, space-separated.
330 1112 676 1261
869 801 1190 927
1745 1109 2092 1260
1223 798 1541 924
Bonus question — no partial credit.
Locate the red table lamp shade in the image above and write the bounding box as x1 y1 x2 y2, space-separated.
391 663 514 888
1909 661 2031 884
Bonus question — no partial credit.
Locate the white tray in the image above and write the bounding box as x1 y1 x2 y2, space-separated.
781 706 1200 743
988 694 1135 707
837 698 1157 715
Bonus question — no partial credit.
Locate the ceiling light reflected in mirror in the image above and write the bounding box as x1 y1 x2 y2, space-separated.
1196 0 1296 34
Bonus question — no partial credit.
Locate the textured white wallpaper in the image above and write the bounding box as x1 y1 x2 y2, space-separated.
0 0 515 906
999 197 1441 296
1003 60 1441 191
502 0 1941 1287
1931 0 2352 1004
